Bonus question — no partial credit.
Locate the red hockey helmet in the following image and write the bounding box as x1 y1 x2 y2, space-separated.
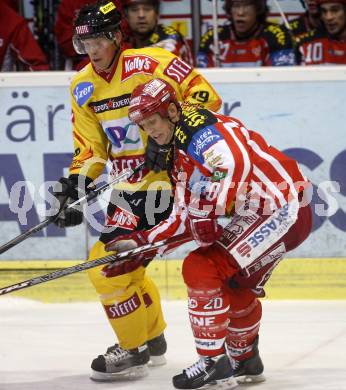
128 78 178 124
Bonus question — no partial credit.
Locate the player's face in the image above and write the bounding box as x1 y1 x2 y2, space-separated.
230 0 258 36
126 3 158 35
139 113 174 145
320 2 346 36
83 37 117 71
305 0 319 15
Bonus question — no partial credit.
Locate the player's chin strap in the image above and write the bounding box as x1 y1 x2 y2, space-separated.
0 162 146 255
0 233 192 297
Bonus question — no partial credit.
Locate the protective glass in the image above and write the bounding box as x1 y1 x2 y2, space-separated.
72 33 115 55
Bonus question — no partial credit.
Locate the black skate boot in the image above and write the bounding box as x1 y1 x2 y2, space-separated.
231 337 265 384
147 333 167 366
90 344 150 381
104 333 167 368
172 354 239 389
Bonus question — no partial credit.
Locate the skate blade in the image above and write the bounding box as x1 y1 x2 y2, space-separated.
236 373 266 384
149 355 167 366
90 364 149 381
207 376 239 389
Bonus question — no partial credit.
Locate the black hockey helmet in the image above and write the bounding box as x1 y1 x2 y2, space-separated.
73 1 122 54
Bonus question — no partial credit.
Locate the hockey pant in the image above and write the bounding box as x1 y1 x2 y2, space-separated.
88 241 166 350
182 199 312 360
87 189 172 350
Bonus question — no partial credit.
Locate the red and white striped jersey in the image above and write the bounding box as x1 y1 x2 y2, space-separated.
145 106 308 244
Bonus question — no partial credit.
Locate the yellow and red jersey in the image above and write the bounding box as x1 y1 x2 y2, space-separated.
69 46 221 191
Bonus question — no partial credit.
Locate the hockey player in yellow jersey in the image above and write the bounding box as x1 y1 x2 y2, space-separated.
51 0 222 382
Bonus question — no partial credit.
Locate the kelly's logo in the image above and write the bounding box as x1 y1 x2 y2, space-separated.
121 55 159 81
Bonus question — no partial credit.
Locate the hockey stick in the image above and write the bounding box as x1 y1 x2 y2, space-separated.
0 162 146 255
0 233 191 296
272 0 292 31
212 0 221 66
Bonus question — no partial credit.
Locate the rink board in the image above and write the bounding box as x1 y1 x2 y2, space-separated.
1 67 346 260
1 258 345 302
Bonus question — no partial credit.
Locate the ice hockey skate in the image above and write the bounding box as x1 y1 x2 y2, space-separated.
147 333 167 366
231 337 265 384
172 354 239 389
90 343 150 381
104 333 167 368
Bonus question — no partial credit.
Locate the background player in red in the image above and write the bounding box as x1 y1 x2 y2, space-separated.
0 2 49 71
287 0 322 39
123 0 193 65
297 0 346 64
103 78 312 389
197 0 296 67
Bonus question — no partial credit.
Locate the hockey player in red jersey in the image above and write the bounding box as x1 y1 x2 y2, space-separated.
197 0 296 67
297 0 346 64
103 78 312 389
286 0 322 39
0 2 49 71
123 0 194 65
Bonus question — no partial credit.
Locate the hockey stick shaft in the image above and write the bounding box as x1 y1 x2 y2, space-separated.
0 233 191 296
67 162 145 209
0 218 55 255
212 0 221 66
0 162 146 255
272 0 292 31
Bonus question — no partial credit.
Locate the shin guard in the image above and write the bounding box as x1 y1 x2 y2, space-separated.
188 287 230 357
226 298 262 361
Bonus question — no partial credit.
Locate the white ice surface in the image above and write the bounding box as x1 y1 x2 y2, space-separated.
1 299 346 390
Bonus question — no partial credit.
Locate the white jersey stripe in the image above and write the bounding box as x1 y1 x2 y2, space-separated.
240 127 298 200
147 204 188 242
250 180 278 210
253 165 287 206
225 123 251 184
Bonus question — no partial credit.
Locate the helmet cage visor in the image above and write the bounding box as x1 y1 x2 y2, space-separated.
72 31 116 55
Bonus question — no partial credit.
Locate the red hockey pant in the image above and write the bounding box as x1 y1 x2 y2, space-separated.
182 202 312 358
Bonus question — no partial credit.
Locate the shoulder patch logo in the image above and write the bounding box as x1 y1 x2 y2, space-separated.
163 57 192 83
121 55 159 82
73 82 94 106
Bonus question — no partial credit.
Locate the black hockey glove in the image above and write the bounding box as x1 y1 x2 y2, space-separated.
145 137 173 173
51 174 93 228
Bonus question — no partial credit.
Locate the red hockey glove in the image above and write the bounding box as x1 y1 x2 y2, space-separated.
102 231 156 278
187 200 223 247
